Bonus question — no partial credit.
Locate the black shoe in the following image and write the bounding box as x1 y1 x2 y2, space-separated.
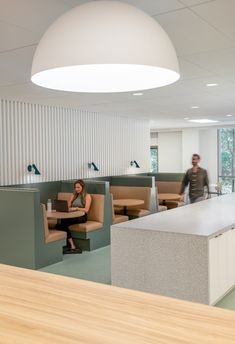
64 247 82 254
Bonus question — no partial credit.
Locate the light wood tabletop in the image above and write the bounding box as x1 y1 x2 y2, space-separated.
1 263 235 344
158 193 181 201
46 210 84 219
113 198 144 207
113 199 144 215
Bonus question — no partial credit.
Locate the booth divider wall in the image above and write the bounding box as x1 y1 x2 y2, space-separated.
146 173 185 181
109 175 157 214
0 188 66 269
61 180 112 251
0 175 157 269
6 181 62 204
130 173 185 208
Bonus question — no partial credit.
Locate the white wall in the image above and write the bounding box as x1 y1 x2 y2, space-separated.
199 129 218 185
0 99 150 185
150 132 158 146
156 128 218 184
158 131 182 172
182 129 200 171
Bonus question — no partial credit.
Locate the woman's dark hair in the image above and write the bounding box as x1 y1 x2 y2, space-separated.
72 179 87 207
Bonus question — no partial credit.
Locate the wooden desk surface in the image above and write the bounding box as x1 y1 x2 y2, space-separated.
113 199 144 207
46 210 84 219
1 264 235 344
158 193 181 201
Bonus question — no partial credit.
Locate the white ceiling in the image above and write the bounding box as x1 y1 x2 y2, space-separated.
1 0 235 129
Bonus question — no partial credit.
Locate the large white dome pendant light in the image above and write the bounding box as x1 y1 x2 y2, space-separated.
31 1 180 93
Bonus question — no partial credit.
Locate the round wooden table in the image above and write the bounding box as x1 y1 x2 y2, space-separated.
158 193 181 206
158 193 181 202
113 199 144 215
47 210 84 219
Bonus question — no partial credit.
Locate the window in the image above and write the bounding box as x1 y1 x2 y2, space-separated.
150 146 158 172
218 128 235 193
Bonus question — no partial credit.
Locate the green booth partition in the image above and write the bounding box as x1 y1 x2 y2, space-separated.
0 188 66 269
61 180 112 251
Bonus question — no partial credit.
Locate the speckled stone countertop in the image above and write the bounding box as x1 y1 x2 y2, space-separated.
112 193 235 238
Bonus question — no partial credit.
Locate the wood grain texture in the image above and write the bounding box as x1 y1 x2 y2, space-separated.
113 199 144 207
46 210 84 219
1 263 235 344
158 193 181 201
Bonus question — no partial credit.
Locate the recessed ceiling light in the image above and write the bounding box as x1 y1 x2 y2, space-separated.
191 106 199 109
206 83 218 87
188 119 219 123
226 114 233 117
133 92 143 96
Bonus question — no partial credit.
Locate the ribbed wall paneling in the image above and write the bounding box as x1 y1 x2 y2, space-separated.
0 99 150 185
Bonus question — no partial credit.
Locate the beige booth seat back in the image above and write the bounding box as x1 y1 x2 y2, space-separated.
156 181 184 210
41 204 66 243
47 192 72 228
58 192 104 233
110 186 151 210
87 194 104 223
58 192 71 203
110 193 128 224
156 181 182 194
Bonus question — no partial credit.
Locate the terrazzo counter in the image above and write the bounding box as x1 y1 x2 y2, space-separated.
111 193 235 305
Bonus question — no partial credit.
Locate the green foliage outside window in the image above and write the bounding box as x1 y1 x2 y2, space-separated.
218 128 235 193
150 146 158 173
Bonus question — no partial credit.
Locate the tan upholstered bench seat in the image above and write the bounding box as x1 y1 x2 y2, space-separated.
158 205 167 212
57 192 104 234
110 194 129 224
110 186 151 218
112 214 128 224
114 206 150 217
48 218 57 228
42 204 67 244
156 181 185 209
46 229 66 243
113 206 124 214
126 209 150 217
69 221 103 233
165 200 185 209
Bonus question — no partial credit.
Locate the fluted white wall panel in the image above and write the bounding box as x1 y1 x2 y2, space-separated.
0 99 150 185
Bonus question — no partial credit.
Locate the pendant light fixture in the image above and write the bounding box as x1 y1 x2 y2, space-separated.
31 1 180 93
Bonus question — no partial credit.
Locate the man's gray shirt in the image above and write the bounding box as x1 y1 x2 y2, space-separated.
180 167 209 200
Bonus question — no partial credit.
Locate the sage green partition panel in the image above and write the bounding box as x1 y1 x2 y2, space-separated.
86 176 112 183
124 172 185 182
110 176 154 187
147 173 185 182
0 188 65 269
7 181 62 204
61 180 112 251
110 175 157 213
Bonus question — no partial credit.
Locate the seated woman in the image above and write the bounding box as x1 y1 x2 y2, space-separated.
57 179 91 254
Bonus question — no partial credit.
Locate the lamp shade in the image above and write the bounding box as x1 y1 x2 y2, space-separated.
31 0 180 93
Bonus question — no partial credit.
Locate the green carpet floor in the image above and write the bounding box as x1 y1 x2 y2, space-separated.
40 245 111 284
40 245 235 311
216 289 235 311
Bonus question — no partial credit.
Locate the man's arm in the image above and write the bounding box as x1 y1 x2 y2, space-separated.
204 170 210 197
180 171 189 200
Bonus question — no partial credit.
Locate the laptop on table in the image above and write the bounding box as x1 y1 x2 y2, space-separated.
53 199 75 212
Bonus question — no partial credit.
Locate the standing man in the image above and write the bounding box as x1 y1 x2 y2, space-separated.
180 154 209 203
